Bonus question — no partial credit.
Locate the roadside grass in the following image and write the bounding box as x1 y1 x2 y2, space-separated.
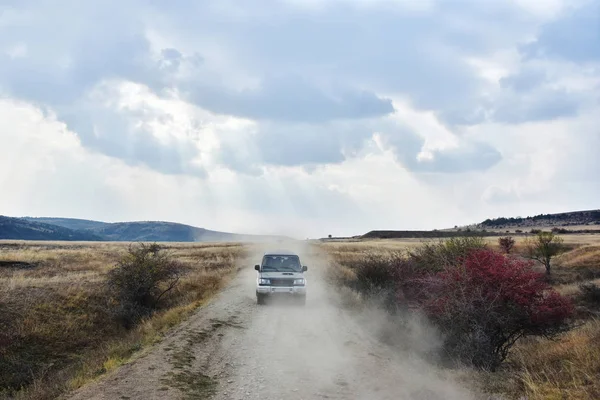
552 245 600 285
471 319 600 400
320 237 600 399
511 319 600 400
0 241 247 400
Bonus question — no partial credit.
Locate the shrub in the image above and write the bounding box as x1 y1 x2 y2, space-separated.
106 243 184 327
350 252 400 294
498 236 515 254
341 252 407 310
409 236 487 271
579 282 600 306
415 249 573 371
334 251 425 312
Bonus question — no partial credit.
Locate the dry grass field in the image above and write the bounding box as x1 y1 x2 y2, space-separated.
2 235 599 399
0 241 248 400
318 235 600 400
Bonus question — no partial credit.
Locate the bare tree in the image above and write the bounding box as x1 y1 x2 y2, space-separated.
498 236 515 254
524 232 565 276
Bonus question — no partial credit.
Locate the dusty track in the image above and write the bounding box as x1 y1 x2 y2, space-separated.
66 245 476 400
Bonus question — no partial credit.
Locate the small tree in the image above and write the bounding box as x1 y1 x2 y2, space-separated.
107 243 183 327
498 236 515 254
416 249 573 370
524 232 565 276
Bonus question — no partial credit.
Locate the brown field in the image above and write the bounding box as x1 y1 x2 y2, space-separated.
0 241 249 400
318 235 600 400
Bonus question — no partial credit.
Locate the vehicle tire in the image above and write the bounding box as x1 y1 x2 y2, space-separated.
257 294 266 305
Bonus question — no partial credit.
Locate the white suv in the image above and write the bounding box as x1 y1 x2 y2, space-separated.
255 250 307 305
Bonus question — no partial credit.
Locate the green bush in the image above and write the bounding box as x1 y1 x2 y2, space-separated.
106 243 184 327
579 282 600 306
408 236 488 271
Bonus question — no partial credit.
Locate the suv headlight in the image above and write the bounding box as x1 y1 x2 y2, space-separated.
258 278 270 285
294 278 305 286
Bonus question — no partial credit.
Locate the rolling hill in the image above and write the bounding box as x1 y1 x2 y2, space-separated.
23 217 109 231
14 217 287 242
0 216 103 241
324 208 600 241
360 230 486 239
478 209 600 230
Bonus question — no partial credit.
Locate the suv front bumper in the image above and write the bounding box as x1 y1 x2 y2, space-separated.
256 286 306 296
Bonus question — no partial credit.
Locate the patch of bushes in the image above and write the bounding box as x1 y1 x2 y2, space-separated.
408 236 487 271
330 237 574 371
340 251 422 311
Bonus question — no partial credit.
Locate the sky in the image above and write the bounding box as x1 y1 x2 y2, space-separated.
0 0 599 238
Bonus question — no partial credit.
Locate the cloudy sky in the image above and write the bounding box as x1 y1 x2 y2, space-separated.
0 0 598 238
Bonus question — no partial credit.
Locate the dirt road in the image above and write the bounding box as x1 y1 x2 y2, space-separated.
66 244 476 400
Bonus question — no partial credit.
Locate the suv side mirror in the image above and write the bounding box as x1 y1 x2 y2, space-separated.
254 265 260 271
302 265 308 272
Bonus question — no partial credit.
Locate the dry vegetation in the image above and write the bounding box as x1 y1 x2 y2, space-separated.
319 235 600 399
3 235 599 399
0 241 248 400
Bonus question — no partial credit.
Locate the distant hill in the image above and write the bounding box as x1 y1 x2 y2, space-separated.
23 217 110 231
478 209 600 230
12 217 288 243
0 216 103 241
361 230 487 239
90 221 270 242
324 209 600 241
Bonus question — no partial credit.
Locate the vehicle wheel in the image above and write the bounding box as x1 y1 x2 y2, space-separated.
257 294 266 305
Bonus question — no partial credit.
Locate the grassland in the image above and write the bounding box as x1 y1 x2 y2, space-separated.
0 240 248 400
318 234 600 399
3 234 599 399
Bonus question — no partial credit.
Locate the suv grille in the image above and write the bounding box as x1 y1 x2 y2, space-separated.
270 278 294 287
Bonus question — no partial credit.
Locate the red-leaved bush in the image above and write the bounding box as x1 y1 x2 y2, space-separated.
414 249 573 370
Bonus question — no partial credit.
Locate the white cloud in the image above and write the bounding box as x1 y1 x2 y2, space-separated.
510 0 567 18
0 0 598 236
4 42 27 59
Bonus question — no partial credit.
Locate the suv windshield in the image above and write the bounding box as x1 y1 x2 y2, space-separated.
261 255 302 272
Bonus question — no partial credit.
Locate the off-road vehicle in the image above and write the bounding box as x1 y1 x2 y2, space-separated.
255 250 307 305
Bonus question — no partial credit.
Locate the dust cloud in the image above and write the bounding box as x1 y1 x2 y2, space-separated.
218 240 476 400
